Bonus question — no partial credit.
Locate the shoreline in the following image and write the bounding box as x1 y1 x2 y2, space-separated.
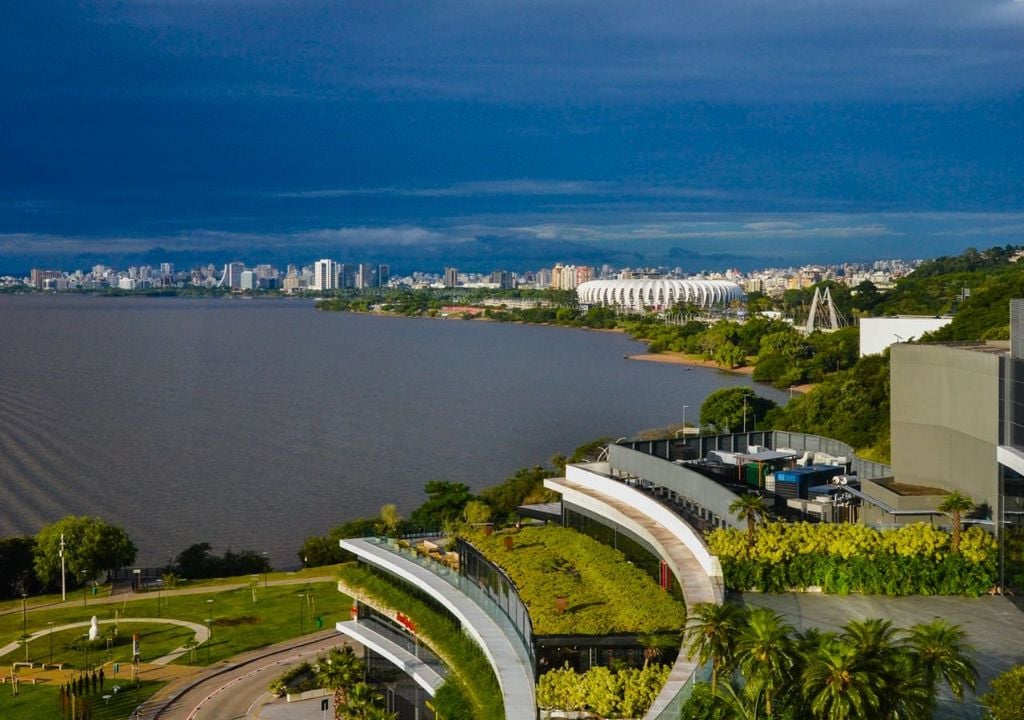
626 351 814 394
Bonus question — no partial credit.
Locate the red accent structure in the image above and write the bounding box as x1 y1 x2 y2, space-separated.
396 611 417 633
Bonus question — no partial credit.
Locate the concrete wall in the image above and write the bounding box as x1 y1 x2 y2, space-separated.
859 478 948 528
859 316 952 356
890 344 1000 512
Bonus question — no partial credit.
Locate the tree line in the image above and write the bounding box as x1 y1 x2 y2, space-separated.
0 515 272 599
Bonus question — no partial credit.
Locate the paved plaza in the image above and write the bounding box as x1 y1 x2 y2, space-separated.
742 592 1024 720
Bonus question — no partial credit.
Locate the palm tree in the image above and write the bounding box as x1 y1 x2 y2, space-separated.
904 620 978 703
736 607 794 717
684 602 746 693
339 681 389 720
841 618 899 666
315 645 365 717
730 493 770 546
842 618 927 720
802 639 880 720
938 491 975 553
638 632 678 668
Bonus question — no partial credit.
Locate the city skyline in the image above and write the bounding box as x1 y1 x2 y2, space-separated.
2 2 1023 271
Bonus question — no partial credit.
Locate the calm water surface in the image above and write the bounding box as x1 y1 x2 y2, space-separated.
0 295 786 567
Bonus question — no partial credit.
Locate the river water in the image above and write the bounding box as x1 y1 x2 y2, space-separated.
0 295 786 567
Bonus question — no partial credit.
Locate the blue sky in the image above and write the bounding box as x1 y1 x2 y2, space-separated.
1 1 1023 272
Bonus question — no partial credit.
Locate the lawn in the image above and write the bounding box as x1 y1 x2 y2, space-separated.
464 525 687 635
0 677 163 720
0 579 348 668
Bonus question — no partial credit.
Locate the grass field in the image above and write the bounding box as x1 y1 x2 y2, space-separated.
1 580 346 667
0 569 349 719
0 678 163 720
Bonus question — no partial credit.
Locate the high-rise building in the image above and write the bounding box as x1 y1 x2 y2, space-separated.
444 267 459 288
491 270 514 290
356 264 376 290
312 259 338 291
551 264 593 290
30 269 62 289
219 262 245 289
378 264 390 287
240 270 258 292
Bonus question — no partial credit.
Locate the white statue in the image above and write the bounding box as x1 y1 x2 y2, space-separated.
88 616 99 641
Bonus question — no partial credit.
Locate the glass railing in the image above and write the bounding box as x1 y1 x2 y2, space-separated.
364 536 536 677
359 614 448 678
650 661 711 720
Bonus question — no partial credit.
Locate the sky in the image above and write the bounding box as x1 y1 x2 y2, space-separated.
1 0 1023 273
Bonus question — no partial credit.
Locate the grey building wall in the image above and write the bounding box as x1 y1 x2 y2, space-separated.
890 343 1001 512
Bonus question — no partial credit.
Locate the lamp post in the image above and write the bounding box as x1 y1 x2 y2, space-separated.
297 593 306 634
48 621 54 664
742 393 748 433
204 618 212 665
21 593 28 662
261 552 270 588
59 533 67 602
682 404 689 435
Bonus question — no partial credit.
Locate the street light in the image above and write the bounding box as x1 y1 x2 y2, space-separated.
297 593 306 634
261 551 270 588
682 404 689 434
48 621 54 664
204 618 212 665
21 593 28 662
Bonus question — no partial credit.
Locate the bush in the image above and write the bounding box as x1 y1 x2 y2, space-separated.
537 663 669 718
982 664 1024 720
706 522 997 596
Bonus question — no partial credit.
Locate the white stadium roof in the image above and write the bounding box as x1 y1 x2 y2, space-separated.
577 278 745 311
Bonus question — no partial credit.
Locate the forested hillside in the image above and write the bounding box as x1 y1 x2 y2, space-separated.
768 245 1024 462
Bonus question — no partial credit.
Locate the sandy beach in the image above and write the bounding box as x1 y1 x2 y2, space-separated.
626 351 814 394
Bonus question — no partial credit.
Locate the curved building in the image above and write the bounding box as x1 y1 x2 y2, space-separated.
577 278 745 312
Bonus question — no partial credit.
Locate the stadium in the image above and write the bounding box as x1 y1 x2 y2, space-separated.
576 278 745 312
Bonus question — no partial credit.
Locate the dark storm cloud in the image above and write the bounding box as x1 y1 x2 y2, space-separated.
1 1 1022 269
6 1 1023 103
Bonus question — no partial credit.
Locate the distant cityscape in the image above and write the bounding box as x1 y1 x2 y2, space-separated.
3 256 921 298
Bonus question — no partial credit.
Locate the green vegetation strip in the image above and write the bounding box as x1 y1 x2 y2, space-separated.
708 522 998 596
338 563 504 720
466 525 687 635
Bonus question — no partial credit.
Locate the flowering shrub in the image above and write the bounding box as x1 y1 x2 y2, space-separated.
706 522 997 596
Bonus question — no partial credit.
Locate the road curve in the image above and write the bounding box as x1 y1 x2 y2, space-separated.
138 630 352 720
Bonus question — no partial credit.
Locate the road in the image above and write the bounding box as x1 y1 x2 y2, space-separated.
138 629 352 720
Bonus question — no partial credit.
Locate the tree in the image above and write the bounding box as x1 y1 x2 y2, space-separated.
736 607 794 717
728 494 770 546
0 536 39 599
462 500 492 527
904 620 977 704
685 602 746 693
938 491 975 554
377 504 402 537
315 645 365 716
33 516 136 588
700 387 778 433
801 639 880 720
982 664 1024 720
408 481 472 530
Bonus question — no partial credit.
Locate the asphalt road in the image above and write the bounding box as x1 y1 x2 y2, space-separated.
139 630 352 720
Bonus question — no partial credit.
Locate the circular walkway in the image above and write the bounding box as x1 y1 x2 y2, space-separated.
0 618 209 665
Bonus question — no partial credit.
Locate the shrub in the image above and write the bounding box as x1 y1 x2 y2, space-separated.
537 663 669 718
706 522 997 596
982 664 1024 720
